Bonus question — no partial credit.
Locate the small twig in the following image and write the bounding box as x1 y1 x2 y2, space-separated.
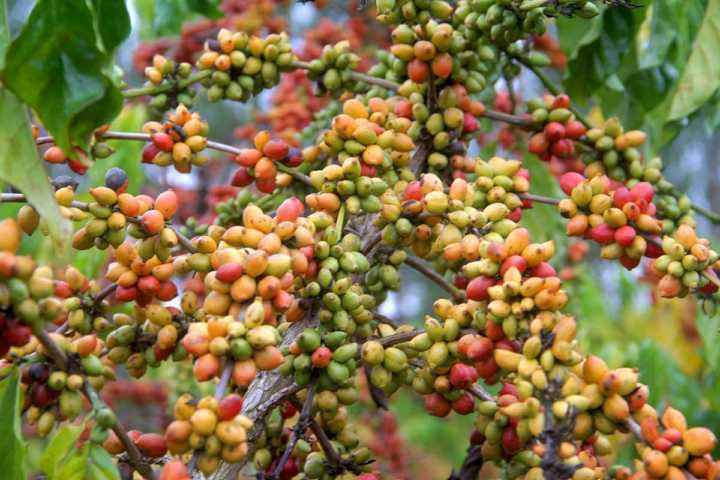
513 54 591 128
269 382 317 479
189 362 234 474
361 232 382 255
468 384 493 402
33 324 155 479
480 109 532 128
308 416 344 468
372 312 402 328
33 327 68 370
176 230 197 254
288 395 344 470
405 255 464 301
122 70 213 98
377 329 424 348
447 444 483 480
519 192 561 206
94 284 118 304
276 163 313 188
363 364 389 410
291 61 401 91
692 204 720 224
0 193 197 254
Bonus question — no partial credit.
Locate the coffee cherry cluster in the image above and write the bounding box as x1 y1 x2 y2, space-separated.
57 267 112 335
408 86 485 173
141 105 208 173
105 429 169 462
454 0 598 50
42 145 93 174
524 99 697 237
197 29 295 102
232 131 302 193
305 98 416 214
182 315 283 385
71 168 137 250
106 238 178 306
527 94 587 175
652 224 719 298
631 408 717 478
282 328 360 390
390 23 457 84
24 337 116 436
375 0 453 26
558 172 664 270
143 54 197 114
299 231 379 329
0 229 61 350
306 41 363 94
163 393 251 475
251 399 373 479
175 201 307 321
103 301 194 378
22 363 83 436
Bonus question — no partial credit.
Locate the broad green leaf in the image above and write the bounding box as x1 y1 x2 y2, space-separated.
0 367 26 480
0 88 72 253
92 0 131 53
633 340 700 412
0 0 9 71
187 0 223 18
87 445 121 480
153 0 224 35
53 444 90 480
636 0 706 70
3 0 124 153
668 0 720 120
560 6 646 104
153 0 188 36
556 12 603 61
697 309 720 372
40 424 83 479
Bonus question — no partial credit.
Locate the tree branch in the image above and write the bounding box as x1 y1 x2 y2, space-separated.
404 255 464 301
512 54 591 128
122 70 213 98
32 324 156 479
519 192 561 206
269 382 317 479
0 193 197 254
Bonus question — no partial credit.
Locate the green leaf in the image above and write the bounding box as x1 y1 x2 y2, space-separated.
697 308 720 372
668 0 720 120
153 0 224 35
92 0 131 53
633 340 700 412
0 0 9 71
54 444 89 480
556 12 603 61
0 367 26 480
153 0 188 36
3 0 124 153
560 6 646 104
40 424 83 479
87 445 120 480
187 0 223 18
0 88 72 253
638 0 683 69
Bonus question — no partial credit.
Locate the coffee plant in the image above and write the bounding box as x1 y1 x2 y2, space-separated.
0 0 719 479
